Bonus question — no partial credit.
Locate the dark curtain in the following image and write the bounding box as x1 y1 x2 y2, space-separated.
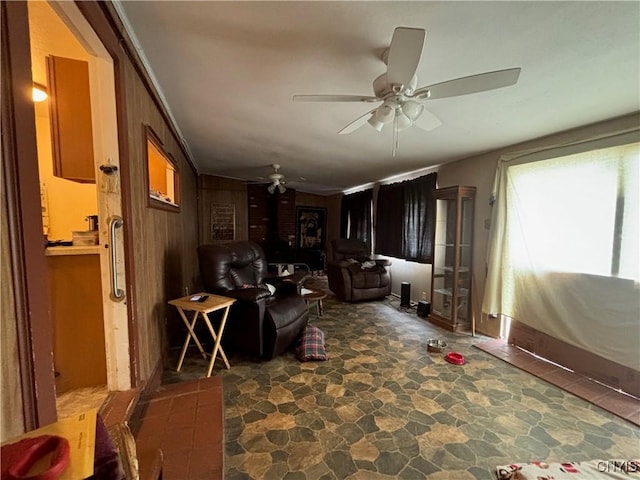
374 172 437 263
340 189 373 251
375 182 403 258
403 173 437 263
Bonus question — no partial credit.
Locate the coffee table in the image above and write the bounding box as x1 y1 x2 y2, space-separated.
302 288 327 318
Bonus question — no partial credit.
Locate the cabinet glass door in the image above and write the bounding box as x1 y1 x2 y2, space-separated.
457 197 473 324
431 198 454 321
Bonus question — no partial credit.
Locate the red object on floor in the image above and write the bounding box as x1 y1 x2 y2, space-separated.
445 352 465 365
1 435 70 480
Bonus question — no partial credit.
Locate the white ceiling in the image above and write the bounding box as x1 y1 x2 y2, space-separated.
116 1 639 195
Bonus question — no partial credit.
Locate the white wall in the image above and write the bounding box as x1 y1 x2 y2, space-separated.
385 258 431 303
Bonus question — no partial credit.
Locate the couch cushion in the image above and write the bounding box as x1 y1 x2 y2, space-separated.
350 269 390 289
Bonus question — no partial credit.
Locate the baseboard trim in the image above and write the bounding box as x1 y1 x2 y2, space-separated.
141 356 164 398
508 320 640 398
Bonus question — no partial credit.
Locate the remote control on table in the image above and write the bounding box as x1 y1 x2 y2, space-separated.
189 295 208 302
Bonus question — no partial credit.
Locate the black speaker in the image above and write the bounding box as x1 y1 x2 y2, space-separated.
400 282 411 307
417 301 430 317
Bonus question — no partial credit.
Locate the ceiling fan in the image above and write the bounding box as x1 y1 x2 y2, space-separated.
293 27 521 156
267 164 287 194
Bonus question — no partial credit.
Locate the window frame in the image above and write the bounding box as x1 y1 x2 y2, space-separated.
143 125 180 212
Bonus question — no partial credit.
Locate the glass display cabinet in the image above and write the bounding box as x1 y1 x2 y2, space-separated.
428 186 476 333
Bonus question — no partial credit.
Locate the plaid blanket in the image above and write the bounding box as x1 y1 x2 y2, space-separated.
296 325 327 361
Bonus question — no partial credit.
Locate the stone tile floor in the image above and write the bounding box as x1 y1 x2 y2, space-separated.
163 278 640 479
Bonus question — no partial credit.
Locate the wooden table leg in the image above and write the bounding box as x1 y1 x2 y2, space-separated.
318 299 323 317
202 306 231 377
176 309 208 372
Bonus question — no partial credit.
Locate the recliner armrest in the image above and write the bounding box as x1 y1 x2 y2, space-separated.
374 259 391 267
223 287 271 303
265 278 303 296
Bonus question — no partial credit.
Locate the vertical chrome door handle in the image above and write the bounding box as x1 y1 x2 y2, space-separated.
108 215 125 301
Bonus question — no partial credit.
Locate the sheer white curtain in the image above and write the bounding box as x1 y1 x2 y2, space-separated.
483 136 640 371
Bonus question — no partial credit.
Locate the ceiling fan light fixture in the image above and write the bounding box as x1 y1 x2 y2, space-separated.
267 184 276 194
367 114 385 132
277 184 286 194
395 109 413 131
374 102 395 124
402 100 424 121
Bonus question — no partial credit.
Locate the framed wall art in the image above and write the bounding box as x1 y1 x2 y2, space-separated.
296 206 326 249
210 203 235 241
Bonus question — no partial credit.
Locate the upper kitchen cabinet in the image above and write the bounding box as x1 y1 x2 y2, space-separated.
46 56 95 183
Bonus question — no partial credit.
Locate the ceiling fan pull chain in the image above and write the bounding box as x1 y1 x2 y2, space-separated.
392 115 399 157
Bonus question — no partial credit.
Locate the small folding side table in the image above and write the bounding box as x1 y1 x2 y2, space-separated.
168 293 236 377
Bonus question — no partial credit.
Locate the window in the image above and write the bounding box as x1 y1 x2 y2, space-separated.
506 143 638 280
145 125 179 211
483 140 639 380
340 189 373 250
374 173 437 263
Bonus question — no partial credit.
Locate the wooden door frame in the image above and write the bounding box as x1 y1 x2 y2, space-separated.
1 0 143 429
74 0 140 387
1 0 57 428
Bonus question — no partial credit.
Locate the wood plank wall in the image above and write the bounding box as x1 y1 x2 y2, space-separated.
1 172 25 440
198 175 248 244
122 59 199 380
198 175 335 248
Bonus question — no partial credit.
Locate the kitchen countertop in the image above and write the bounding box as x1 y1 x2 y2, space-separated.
46 245 101 256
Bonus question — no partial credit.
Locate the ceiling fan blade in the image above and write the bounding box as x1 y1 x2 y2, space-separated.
412 109 442 132
386 27 425 89
338 108 379 135
293 94 379 103
413 68 521 100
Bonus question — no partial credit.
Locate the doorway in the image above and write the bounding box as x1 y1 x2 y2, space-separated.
27 0 131 416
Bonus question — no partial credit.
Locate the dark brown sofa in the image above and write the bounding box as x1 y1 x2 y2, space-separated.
197 241 308 360
326 239 392 302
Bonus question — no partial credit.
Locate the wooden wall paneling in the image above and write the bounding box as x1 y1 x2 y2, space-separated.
295 192 328 208
198 175 248 245
121 58 199 380
1 156 25 440
247 183 269 243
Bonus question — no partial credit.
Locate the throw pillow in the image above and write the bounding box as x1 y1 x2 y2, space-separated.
296 325 328 361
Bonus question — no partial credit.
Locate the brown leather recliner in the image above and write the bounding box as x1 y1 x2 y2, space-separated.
197 241 308 360
326 239 392 302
